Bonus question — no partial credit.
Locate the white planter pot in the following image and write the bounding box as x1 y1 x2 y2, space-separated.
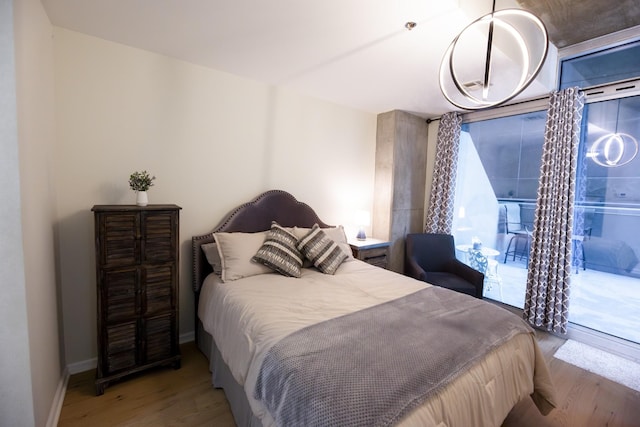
136 191 148 206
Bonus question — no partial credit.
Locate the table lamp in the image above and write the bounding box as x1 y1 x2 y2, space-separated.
354 210 371 241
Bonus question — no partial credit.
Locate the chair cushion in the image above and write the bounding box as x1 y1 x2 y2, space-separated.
426 272 478 297
583 237 639 274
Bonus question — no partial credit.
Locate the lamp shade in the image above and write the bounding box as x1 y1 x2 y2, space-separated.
354 210 371 227
354 210 370 240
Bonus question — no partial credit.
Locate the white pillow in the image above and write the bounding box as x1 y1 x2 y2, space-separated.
213 231 273 282
293 225 353 261
201 242 223 276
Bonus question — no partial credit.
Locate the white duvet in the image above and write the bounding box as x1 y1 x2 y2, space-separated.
198 259 556 427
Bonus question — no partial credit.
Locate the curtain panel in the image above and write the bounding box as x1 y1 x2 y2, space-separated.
424 112 462 234
524 87 585 334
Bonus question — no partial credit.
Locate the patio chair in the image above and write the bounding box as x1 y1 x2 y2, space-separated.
572 207 594 272
468 248 503 299
502 203 532 265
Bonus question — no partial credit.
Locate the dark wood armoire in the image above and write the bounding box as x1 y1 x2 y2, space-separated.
91 204 181 395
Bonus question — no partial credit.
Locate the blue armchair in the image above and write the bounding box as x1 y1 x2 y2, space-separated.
405 233 484 299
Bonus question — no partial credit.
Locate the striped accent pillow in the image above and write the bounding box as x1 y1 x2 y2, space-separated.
252 222 304 277
297 224 348 275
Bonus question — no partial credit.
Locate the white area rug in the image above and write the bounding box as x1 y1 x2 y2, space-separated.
554 340 640 392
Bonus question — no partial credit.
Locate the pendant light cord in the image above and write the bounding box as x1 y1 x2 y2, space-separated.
482 0 497 100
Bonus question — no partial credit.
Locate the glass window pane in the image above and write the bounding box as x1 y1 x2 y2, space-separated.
580 97 640 204
453 97 640 346
560 40 640 89
569 95 640 344
461 111 546 201
453 111 546 307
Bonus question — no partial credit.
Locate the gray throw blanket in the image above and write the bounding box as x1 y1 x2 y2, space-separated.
254 286 534 427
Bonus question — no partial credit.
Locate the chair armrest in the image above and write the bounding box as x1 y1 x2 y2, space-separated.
405 257 428 282
445 259 485 297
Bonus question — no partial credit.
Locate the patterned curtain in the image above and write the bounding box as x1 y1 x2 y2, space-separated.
572 118 590 271
424 112 462 234
524 87 585 334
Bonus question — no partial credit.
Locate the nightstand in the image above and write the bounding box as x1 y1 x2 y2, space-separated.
349 238 390 269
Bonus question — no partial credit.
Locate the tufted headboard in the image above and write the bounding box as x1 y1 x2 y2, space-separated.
191 189 331 293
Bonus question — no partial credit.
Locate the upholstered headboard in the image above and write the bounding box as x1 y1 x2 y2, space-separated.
191 189 331 293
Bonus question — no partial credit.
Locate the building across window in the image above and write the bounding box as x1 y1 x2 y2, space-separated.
560 40 640 89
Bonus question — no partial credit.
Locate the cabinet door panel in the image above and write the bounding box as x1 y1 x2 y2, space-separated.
143 264 174 315
100 212 140 266
144 314 174 363
142 211 176 262
103 267 139 322
105 321 137 373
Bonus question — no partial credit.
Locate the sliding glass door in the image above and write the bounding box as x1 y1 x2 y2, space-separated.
452 110 546 309
568 95 640 344
452 98 640 345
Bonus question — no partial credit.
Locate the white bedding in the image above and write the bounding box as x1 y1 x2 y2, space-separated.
198 259 556 426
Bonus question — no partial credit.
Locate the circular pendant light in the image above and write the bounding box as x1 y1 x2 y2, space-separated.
587 99 638 168
439 3 549 110
587 99 639 167
587 133 639 167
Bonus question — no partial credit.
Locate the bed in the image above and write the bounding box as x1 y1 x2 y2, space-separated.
192 190 556 427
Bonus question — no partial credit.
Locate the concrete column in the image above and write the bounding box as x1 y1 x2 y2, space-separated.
373 110 429 273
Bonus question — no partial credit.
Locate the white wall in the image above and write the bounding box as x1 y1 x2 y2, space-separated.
0 0 36 425
13 0 62 425
53 28 378 365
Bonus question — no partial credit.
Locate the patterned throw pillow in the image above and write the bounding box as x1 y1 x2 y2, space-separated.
253 222 304 277
293 225 354 261
297 224 348 275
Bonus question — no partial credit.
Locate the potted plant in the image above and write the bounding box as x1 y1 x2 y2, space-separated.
129 170 156 206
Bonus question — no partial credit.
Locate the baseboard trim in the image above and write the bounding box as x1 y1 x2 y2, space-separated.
180 331 195 344
45 367 69 427
68 357 97 375
66 332 195 375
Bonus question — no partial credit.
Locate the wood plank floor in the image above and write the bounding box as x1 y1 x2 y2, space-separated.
58 343 234 427
59 332 640 426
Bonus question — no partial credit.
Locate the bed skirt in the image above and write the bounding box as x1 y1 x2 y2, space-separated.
197 320 263 427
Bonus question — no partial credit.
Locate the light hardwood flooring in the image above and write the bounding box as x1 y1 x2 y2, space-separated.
501 332 640 427
59 332 640 427
58 343 233 427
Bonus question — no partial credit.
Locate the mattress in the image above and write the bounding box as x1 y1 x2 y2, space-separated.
198 260 556 426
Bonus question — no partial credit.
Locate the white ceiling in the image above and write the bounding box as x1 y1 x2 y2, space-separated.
39 0 617 118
